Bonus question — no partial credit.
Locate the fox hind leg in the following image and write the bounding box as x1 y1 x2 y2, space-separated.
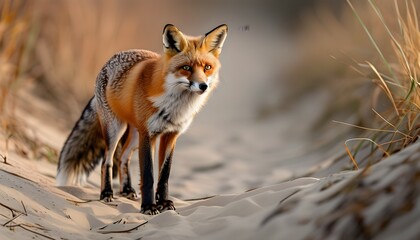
112 129 129 179
99 118 127 202
156 132 178 212
119 126 138 200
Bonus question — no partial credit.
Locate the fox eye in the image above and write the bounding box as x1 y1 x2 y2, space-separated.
204 65 212 71
181 65 192 71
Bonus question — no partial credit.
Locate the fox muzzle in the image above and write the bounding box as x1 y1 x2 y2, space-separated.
189 81 208 94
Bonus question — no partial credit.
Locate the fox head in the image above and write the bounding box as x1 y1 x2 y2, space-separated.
162 24 228 95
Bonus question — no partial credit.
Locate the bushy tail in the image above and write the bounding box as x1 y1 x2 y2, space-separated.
56 97 106 186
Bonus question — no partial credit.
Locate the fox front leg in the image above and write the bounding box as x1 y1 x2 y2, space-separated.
139 132 159 215
156 132 178 212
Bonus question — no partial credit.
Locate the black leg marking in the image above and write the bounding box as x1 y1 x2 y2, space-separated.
156 150 175 211
100 163 113 202
139 135 159 215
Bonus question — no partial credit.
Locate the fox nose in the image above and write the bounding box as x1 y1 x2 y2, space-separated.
199 83 208 92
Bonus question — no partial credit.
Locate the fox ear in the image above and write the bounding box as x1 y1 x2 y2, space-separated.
163 24 187 55
202 24 228 57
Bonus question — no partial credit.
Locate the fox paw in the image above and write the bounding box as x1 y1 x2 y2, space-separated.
100 189 114 202
157 200 175 212
140 204 160 215
120 187 137 200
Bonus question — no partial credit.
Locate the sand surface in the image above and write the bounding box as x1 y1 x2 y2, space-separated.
1 131 419 239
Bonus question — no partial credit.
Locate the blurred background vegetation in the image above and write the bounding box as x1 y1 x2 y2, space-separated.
0 0 419 167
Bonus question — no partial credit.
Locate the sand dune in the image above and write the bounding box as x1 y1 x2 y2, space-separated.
1 133 419 239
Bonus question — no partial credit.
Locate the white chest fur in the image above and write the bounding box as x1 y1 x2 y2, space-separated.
147 83 207 136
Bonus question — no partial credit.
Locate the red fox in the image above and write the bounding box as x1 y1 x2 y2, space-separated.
56 24 228 214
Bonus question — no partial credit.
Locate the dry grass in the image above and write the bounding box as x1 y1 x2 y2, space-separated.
0 0 31 115
0 0 31 154
343 0 420 167
280 0 420 168
0 0 57 163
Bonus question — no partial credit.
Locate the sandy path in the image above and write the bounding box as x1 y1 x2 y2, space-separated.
1 137 419 239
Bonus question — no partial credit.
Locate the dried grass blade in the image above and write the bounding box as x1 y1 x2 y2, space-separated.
344 144 359 169
333 120 401 135
366 61 400 116
346 138 390 158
